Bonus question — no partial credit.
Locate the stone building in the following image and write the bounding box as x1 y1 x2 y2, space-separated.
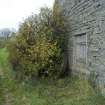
55 0 105 95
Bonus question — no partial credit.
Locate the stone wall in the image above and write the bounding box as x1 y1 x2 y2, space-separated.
56 0 105 95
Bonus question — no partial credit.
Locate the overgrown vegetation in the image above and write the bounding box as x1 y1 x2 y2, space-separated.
0 48 105 105
7 6 69 79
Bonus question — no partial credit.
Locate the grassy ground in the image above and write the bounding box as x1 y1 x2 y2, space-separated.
0 48 105 105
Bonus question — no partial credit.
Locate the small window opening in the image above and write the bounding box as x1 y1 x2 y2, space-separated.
74 33 87 64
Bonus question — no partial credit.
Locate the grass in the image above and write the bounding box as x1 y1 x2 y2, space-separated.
0 48 105 105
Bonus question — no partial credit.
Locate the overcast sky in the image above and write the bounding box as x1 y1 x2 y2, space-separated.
0 0 54 30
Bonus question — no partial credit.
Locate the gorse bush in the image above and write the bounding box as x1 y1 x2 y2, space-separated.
8 6 69 79
9 35 62 77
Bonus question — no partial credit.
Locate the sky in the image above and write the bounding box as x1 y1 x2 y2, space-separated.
0 0 54 30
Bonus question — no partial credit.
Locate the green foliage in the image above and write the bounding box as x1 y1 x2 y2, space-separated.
52 3 70 77
0 38 8 48
8 7 65 78
0 48 9 67
0 48 105 105
53 3 69 52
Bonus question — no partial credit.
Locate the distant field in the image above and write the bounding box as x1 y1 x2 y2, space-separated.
0 48 105 105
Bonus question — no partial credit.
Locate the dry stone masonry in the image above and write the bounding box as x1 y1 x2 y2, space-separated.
56 0 105 95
